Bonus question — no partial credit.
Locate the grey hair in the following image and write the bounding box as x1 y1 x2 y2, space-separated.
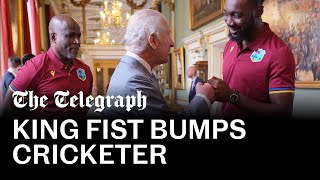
124 9 166 54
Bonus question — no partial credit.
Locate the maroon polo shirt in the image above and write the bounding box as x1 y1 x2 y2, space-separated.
10 48 93 118
222 23 295 119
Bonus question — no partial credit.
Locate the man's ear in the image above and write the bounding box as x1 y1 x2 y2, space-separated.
148 33 157 50
256 5 264 17
50 33 56 43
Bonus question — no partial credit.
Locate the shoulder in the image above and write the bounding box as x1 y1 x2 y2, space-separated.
261 31 294 63
3 71 13 78
265 31 290 51
268 34 294 61
224 40 235 50
127 73 153 86
272 33 288 48
197 76 205 82
2 72 14 83
23 52 48 70
124 73 158 93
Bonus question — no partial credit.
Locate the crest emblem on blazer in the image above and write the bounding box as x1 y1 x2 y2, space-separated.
76 68 86 81
250 48 266 62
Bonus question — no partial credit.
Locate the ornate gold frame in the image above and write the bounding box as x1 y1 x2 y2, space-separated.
295 82 320 89
172 47 185 89
189 0 224 30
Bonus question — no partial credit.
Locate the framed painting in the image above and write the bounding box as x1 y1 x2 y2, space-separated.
189 0 224 30
262 0 320 88
172 47 185 89
153 60 171 89
164 55 172 89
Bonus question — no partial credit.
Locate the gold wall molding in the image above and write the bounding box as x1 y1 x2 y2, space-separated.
70 0 91 44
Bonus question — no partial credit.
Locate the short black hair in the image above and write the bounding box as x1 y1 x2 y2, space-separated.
8 56 21 68
21 53 35 65
250 0 264 6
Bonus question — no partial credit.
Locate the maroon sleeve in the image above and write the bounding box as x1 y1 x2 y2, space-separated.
269 46 296 91
10 58 39 91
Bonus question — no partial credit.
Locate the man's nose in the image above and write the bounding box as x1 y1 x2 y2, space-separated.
170 38 174 47
73 37 80 44
225 16 235 26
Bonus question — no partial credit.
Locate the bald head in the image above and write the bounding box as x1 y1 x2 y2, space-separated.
48 14 81 63
49 15 80 42
187 66 198 79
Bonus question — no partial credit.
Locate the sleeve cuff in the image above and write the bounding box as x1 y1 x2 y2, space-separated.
195 93 212 110
9 84 17 92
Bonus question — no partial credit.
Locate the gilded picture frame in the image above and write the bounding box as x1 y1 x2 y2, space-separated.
173 47 185 89
189 0 224 30
164 55 172 89
262 0 320 88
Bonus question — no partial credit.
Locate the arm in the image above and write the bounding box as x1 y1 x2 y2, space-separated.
236 91 293 118
125 76 215 119
208 76 294 118
124 75 170 118
3 90 13 114
3 60 39 118
2 89 22 118
184 82 215 118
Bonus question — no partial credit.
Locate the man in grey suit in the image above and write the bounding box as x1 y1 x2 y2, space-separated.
89 9 215 119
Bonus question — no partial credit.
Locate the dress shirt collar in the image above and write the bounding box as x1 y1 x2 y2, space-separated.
8 68 17 77
192 76 198 82
126 51 152 75
192 76 198 87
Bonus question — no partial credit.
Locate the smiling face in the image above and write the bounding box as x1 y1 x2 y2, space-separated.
224 0 256 45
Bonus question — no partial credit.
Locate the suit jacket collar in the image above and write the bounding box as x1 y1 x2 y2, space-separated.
121 55 161 93
8 68 16 77
126 51 152 74
121 55 156 80
192 76 199 82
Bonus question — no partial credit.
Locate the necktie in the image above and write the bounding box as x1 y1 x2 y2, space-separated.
190 80 194 92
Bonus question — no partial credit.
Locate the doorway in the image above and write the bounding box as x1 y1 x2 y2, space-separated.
93 60 119 96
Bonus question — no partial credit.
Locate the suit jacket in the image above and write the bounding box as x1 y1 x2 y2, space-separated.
189 76 204 102
91 55 210 119
1 71 15 98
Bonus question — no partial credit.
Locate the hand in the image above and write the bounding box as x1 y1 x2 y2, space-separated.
207 76 233 102
195 82 215 103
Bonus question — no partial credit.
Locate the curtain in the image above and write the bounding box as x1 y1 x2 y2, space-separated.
1 0 14 71
0 2 3 80
27 0 41 55
23 1 31 54
45 4 54 49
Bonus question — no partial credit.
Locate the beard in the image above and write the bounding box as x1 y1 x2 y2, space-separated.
228 16 255 46
66 48 79 60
